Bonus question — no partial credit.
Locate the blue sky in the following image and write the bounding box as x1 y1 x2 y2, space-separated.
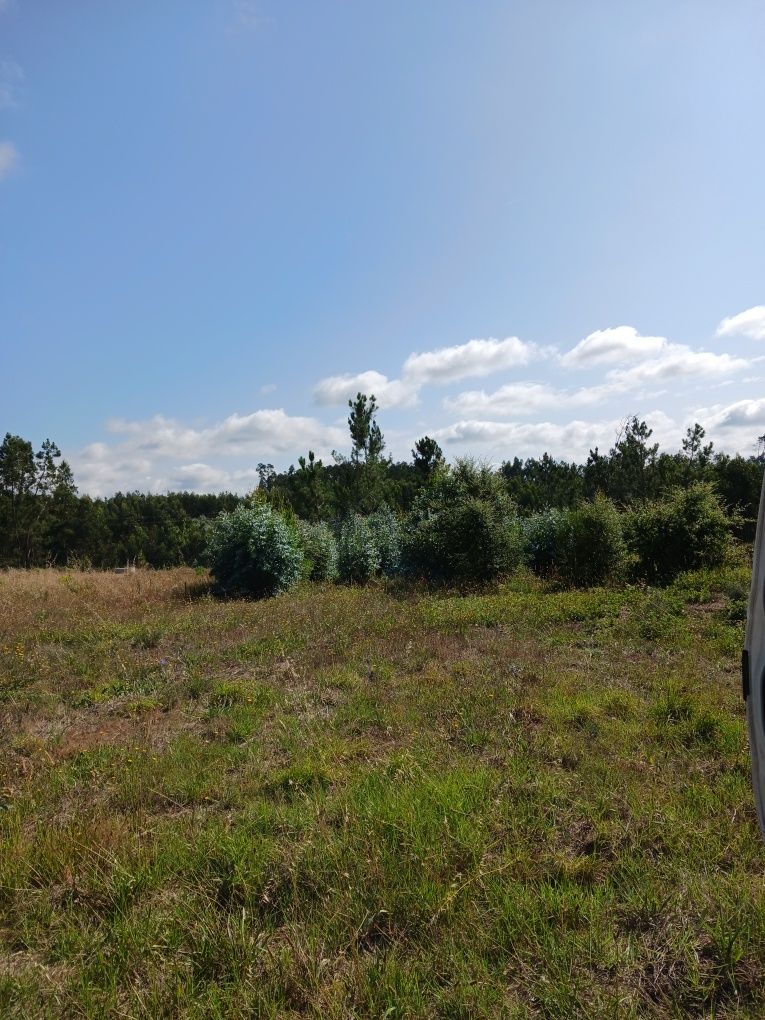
1 0 764 494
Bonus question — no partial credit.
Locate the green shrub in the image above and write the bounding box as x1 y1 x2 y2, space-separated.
521 509 565 577
205 504 303 598
368 504 401 576
401 459 523 582
625 483 732 585
298 520 338 582
337 514 380 584
556 495 626 587
522 497 628 587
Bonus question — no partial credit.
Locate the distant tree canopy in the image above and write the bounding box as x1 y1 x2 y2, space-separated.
1 406 762 569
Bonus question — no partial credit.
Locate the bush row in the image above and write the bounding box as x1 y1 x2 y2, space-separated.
206 506 403 596
205 463 734 598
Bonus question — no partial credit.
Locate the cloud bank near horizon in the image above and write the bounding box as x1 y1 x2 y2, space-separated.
66 308 765 495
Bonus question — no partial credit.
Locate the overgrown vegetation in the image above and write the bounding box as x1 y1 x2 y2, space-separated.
298 520 338 582
206 504 303 598
2 411 763 569
336 513 380 584
401 459 524 583
0 563 760 1017
625 482 734 585
520 498 628 587
203 462 732 594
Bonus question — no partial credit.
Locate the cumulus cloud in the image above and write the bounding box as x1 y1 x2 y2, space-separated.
167 463 261 493
64 312 763 496
716 306 765 342
314 370 419 409
403 336 543 385
105 409 345 458
0 140 18 180
432 411 679 461
444 382 564 417
70 443 156 496
72 409 346 496
314 337 548 408
702 397 765 431
690 397 765 456
561 326 668 367
605 347 748 391
445 344 748 418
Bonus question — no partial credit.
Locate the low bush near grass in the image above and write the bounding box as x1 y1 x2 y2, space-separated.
401 459 523 583
205 504 303 597
522 496 626 586
557 494 627 587
368 504 401 576
298 520 338 581
337 513 380 583
626 482 732 584
521 508 566 577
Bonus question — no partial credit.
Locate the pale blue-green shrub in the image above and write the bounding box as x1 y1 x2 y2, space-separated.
368 504 401 576
205 504 303 598
337 513 380 584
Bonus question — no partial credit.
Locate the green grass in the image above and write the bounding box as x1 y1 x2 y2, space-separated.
0 564 762 1017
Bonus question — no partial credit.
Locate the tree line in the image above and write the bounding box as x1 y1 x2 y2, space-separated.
1 395 763 569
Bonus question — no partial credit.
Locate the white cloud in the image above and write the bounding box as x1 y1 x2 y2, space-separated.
167 463 261 493
432 411 678 461
444 382 564 417
314 336 546 409
606 347 748 391
72 409 346 495
716 306 765 342
445 343 748 418
695 397 765 434
403 336 544 385
561 326 668 368
314 370 419 408
0 140 18 180
105 409 345 458
691 397 765 456
259 382 277 395
71 443 156 496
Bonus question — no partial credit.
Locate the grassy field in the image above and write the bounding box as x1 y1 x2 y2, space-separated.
0 563 762 1018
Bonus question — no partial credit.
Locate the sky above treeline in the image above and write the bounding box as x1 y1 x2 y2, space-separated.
1 0 764 496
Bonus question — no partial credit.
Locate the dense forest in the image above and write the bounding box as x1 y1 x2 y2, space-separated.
1 395 763 569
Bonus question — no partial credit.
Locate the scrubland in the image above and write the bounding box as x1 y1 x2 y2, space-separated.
0 564 762 1018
